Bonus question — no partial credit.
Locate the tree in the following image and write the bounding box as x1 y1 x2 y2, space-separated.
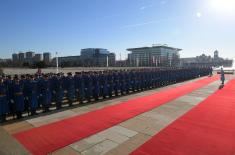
35 61 47 68
0 68 3 75
22 62 30 67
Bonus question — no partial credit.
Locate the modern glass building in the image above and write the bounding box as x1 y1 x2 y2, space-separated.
80 48 115 67
127 45 181 67
43 52 52 64
34 54 43 62
18 52 26 62
12 53 19 62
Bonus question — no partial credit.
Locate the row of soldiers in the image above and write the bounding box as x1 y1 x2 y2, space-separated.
0 67 212 122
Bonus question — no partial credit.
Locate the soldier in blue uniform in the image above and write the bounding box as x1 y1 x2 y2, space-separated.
124 70 130 94
53 73 64 109
35 74 42 109
113 71 119 96
140 70 146 90
100 71 108 98
74 72 85 103
209 67 213 77
107 71 114 97
40 75 52 112
137 70 141 90
74 72 79 101
27 75 39 115
118 71 125 95
49 74 56 103
78 72 86 103
0 77 9 122
83 72 92 102
130 70 136 92
66 72 75 106
92 72 100 101
12 76 25 119
220 67 225 85
23 75 31 115
4 75 14 117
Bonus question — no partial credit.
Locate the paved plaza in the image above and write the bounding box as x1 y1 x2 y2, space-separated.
0 74 234 155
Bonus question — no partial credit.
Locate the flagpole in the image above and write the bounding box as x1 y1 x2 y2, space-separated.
56 52 59 74
106 55 109 67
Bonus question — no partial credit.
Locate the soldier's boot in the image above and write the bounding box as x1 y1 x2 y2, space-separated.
94 95 99 101
56 102 62 109
87 97 91 102
31 109 37 115
69 100 73 106
0 114 6 122
16 112 22 119
115 91 118 96
44 107 50 113
79 99 84 104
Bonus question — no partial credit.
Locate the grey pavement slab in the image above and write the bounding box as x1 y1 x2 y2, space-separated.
26 110 77 127
3 121 34 135
70 126 137 153
96 129 130 144
176 95 205 105
107 126 138 138
51 146 81 155
105 133 151 155
81 140 118 155
71 135 106 152
0 127 30 155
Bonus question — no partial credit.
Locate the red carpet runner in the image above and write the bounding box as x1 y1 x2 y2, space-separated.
14 76 218 155
131 78 235 155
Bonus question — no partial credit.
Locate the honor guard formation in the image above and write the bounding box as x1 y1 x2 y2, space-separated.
0 67 212 123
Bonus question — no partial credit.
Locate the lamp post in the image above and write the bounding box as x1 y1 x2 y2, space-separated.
156 57 158 67
56 52 59 74
169 57 172 67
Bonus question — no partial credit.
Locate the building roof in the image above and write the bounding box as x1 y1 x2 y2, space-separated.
81 48 108 51
59 56 80 59
127 45 182 51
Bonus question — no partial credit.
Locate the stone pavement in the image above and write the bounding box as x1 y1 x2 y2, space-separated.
0 127 30 155
1 75 233 155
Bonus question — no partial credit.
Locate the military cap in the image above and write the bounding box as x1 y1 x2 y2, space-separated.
14 75 19 79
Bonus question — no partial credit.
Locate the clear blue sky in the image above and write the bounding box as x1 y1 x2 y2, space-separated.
0 0 234 59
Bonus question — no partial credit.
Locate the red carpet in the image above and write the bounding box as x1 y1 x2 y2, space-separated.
131 78 235 155
14 76 218 155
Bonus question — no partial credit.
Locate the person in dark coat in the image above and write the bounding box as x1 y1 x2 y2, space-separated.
0 77 9 122
220 67 225 85
40 75 52 112
75 72 85 103
107 71 114 97
12 76 25 119
27 75 39 115
53 74 64 109
92 72 100 101
85 72 93 102
66 72 75 106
